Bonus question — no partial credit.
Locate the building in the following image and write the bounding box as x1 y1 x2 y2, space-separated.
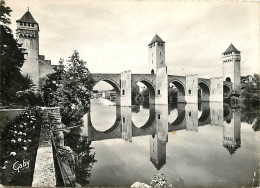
16 9 55 87
241 75 253 84
222 44 241 93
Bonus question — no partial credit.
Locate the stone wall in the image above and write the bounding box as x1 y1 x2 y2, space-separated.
32 108 56 187
185 74 198 103
210 77 223 102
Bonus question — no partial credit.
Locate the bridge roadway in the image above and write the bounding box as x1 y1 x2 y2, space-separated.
81 103 232 142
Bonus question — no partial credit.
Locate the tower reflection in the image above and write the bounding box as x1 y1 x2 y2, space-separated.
223 108 241 155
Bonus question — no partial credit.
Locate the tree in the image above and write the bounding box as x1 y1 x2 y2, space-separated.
131 84 140 104
0 0 12 26
242 73 260 109
0 0 32 105
41 51 93 127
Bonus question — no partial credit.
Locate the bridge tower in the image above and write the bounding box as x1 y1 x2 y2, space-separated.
16 9 40 86
148 34 168 104
148 34 166 74
222 44 241 93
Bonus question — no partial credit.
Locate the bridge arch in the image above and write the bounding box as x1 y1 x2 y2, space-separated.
87 111 122 141
132 107 156 136
168 79 185 103
223 82 232 95
132 78 155 104
198 102 210 126
198 81 210 102
92 78 121 105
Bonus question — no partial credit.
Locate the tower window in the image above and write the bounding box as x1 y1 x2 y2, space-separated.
31 23 34 27
151 69 154 74
189 90 191 94
20 22 23 26
123 117 125 123
226 77 231 82
189 112 191 116
122 89 125 95
158 114 160 119
160 52 162 56
158 90 160 95
152 60 153 64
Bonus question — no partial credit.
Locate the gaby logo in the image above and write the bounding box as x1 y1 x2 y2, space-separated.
13 160 30 173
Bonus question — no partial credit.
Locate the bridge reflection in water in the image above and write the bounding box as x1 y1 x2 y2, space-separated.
81 102 241 170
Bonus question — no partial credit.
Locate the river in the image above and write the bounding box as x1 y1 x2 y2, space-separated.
73 98 259 187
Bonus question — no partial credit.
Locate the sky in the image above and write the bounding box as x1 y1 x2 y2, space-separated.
6 0 260 89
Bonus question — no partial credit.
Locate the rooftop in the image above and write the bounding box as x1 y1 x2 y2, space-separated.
223 43 240 54
148 34 165 46
16 10 38 24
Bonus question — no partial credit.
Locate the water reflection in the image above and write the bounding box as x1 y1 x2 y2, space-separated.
70 100 259 187
84 102 242 165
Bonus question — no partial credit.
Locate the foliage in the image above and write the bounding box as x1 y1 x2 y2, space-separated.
16 87 44 107
241 74 260 109
141 88 149 102
0 0 11 26
0 0 32 106
64 134 96 186
168 86 177 104
41 59 65 106
0 107 41 186
252 117 260 132
41 51 93 127
150 173 173 188
131 84 141 104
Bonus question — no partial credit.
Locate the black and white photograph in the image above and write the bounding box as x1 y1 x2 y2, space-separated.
0 0 259 187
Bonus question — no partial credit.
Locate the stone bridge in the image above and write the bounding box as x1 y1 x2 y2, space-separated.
92 71 233 106
84 103 231 142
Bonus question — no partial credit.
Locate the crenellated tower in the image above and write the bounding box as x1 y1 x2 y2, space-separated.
16 10 40 86
222 44 241 93
148 34 166 74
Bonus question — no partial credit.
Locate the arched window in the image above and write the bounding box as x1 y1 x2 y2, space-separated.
158 90 160 95
123 117 125 123
122 89 125 95
151 69 154 74
188 90 191 94
158 114 160 119
189 112 191 116
226 77 231 82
